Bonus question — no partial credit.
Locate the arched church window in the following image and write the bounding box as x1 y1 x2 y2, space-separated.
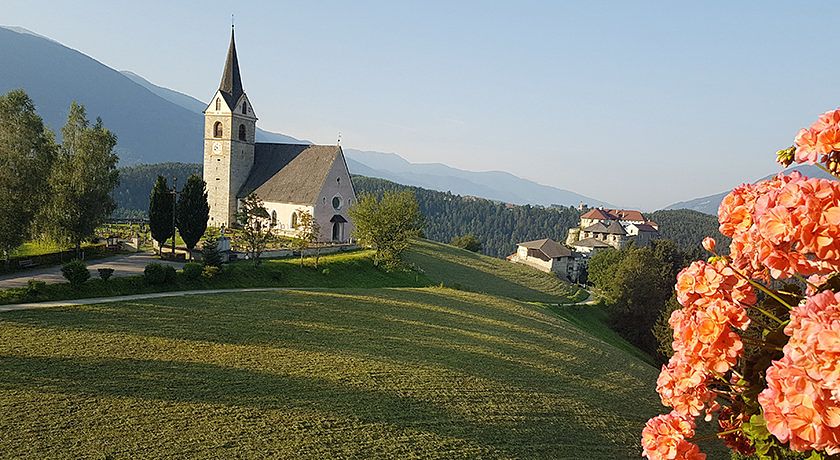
291 212 298 228
213 121 223 138
215 98 220 111
242 102 248 114
238 124 247 141
271 210 277 227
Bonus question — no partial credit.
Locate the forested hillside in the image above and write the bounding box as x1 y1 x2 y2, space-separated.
112 163 721 258
648 209 728 255
352 176 581 257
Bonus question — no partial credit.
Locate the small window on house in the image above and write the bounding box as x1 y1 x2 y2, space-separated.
238 124 246 141
271 210 277 227
291 212 298 228
215 98 220 111
242 102 247 114
337 177 341 184
213 121 223 138
332 196 341 210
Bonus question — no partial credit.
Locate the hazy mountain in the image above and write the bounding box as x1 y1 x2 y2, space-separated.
0 25 613 208
0 26 203 165
343 150 613 207
663 164 833 215
121 70 306 145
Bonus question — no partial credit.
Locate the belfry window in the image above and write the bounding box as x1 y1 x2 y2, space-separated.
242 102 247 114
238 124 247 141
213 121 223 138
215 98 220 111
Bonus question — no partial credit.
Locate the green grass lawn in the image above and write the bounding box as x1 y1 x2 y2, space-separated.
0 287 661 458
10 241 98 258
404 239 587 303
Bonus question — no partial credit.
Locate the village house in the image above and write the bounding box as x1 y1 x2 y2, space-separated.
203 27 356 242
507 238 578 280
566 207 659 251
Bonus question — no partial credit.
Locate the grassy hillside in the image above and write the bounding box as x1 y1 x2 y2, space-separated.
0 287 660 458
405 239 587 303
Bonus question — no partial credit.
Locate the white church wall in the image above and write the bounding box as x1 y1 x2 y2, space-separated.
262 201 314 235
313 152 357 242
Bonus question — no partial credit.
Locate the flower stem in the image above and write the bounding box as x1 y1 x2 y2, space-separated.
792 272 820 292
815 162 840 180
726 264 794 312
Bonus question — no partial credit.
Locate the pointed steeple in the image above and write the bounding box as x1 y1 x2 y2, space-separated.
218 25 244 108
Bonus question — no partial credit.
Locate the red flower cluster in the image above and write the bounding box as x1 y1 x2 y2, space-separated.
641 412 706 460
719 172 840 280
758 290 840 454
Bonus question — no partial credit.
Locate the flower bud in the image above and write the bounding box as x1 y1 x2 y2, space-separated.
702 237 716 254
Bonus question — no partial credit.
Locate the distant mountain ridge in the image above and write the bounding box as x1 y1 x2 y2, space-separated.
662 165 833 215
0 24 611 207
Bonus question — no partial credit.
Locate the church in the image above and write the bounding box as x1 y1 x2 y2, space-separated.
203 27 356 242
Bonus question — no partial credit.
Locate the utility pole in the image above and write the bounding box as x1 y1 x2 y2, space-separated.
171 176 178 256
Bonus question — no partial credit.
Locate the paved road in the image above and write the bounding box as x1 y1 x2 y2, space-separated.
0 253 184 289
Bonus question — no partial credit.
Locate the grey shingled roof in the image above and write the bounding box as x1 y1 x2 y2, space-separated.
238 143 341 205
218 28 244 109
518 238 572 258
573 237 612 249
583 221 626 235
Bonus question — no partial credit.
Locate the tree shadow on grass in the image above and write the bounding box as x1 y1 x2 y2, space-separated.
0 354 632 457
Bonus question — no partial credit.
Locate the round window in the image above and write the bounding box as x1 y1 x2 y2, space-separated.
332 196 342 210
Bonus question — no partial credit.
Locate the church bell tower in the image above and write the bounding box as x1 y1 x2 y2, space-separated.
204 25 257 228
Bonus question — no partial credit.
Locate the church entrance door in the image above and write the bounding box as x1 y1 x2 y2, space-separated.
332 222 343 242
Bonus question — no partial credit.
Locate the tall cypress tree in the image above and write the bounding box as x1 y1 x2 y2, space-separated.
176 174 209 259
149 175 174 256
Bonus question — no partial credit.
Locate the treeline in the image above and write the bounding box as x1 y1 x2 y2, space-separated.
587 240 692 362
112 164 727 259
352 176 582 257
113 163 201 218
648 209 729 255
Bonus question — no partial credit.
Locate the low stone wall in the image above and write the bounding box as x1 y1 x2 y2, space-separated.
236 244 359 260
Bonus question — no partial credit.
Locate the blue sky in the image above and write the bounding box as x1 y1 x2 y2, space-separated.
4 1 839 209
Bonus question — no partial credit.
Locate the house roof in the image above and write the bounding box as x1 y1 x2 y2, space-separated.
633 223 659 233
517 238 572 258
573 237 613 249
238 143 341 205
218 27 244 109
583 221 626 235
607 209 646 222
580 208 614 220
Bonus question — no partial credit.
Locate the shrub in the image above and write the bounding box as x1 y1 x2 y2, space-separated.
201 265 220 279
24 279 46 299
202 237 223 267
61 260 90 288
163 265 177 283
182 262 202 280
97 268 115 281
143 263 166 285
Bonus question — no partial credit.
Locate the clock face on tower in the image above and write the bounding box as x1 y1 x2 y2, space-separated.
212 142 222 154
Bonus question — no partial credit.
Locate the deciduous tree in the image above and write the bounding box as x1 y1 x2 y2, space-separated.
38 103 118 258
349 190 423 269
236 193 274 266
0 90 55 266
291 210 320 267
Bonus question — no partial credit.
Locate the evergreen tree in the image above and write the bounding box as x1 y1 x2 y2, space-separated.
38 103 118 258
0 90 56 266
450 234 482 252
149 175 174 256
176 174 209 259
